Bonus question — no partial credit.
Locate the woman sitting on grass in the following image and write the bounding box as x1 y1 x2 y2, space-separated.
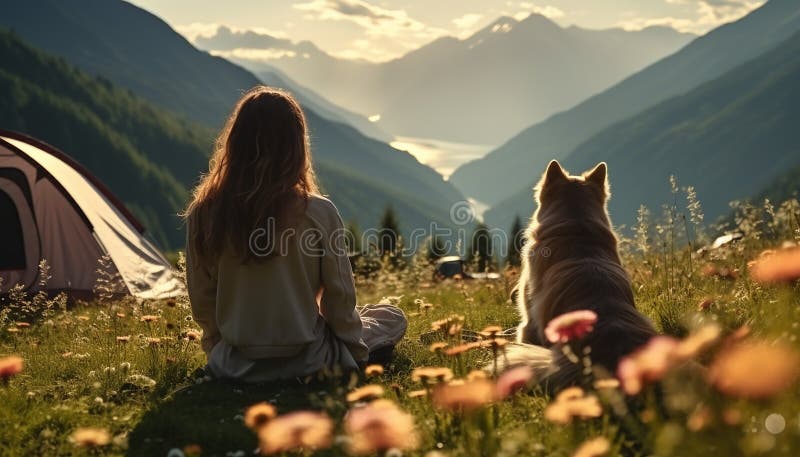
183 86 407 382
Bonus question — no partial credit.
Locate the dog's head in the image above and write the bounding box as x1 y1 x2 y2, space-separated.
534 160 609 223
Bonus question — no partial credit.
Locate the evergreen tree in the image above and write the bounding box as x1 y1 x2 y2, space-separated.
378 207 400 258
344 221 362 254
469 223 494 272
507 215 525 267
427 234 448 262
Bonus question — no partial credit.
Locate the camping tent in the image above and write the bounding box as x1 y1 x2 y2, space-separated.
0 130 184 300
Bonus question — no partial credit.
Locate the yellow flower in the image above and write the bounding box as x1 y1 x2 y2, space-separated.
572 437 610 457
432 379 496 412
258 411 333 455
544 387 603 424
708 340 800 399
345 400 419 455
71 427 111 448
244 402 277 431
347 384 385 403
364 364 384 377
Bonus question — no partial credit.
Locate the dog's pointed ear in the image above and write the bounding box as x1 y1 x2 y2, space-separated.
585 162 607 187
543 160 567 185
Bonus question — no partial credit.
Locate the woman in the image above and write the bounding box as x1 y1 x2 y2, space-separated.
184 86 406 382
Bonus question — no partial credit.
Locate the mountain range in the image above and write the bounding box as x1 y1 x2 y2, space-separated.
198 16 695 145
485 27 800 232
452 0 800 209
0 0 466 248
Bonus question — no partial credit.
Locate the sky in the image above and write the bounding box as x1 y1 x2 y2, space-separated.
128 0 765 62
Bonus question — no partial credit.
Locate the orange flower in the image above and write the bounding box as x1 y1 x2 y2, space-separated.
750 247 800 283
364 364 384 377
573 437 610 457
15 322 30 328
617 336 679 395
495 365 534 399
674 324 721 360
480 337 509 349
345 400 419 454
687 406 713 432
347 384 385 403
411 367 453 384
0 355 24 383
466 370 489 381
184 330 201 341
145 337 162 346
593 378 620 390
258 411 333 455
444 342 481 356
545 310 598 343
116 335 131 343
697 297 715 312
140 315 159 323
407 389 428 398
544 387 603 424
429 342 448 353
708 340 800 399
432 379 496 412
479 325 503 337
244 402 277 431
71 427 111 447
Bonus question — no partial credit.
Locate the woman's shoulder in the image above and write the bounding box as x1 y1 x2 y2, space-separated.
305 194 343 227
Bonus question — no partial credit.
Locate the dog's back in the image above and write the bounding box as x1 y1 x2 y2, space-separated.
513 161 656 389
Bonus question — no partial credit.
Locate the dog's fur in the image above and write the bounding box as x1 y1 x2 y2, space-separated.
506 161 656 390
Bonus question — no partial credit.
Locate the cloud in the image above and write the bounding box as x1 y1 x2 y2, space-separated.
617 0 765 34
175 22 287 44
210 48 299 61
452 13 483 29
293 0 445 40
193 25 294 51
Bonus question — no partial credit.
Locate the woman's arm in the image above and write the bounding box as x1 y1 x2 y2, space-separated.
185 222 221 355
318 204 369 363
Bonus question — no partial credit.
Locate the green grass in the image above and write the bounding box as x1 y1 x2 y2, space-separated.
2 197 800 457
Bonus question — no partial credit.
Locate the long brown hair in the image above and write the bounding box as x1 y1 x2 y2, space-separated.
184 86 320 262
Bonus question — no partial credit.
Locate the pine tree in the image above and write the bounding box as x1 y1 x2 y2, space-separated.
427 234 448 262
378 207 399 258
469 223 494 272
507 215 525 267
345 221 362 254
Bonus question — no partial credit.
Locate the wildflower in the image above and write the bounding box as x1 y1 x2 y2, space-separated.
431 379 496 412
258 411 333 454
572 437 610 457
62 351 74 358
544 387 603 424
15 322 30 328
593 378 620 390
495 365 534 399
750 247 800 283
617 336 679 395
544 310 598 343
140 315 159 323
77 315 90 321
244 402 278 431
145 337 162 346
411 367 453 384
115 312 126 318
674 324 722 360
697 297 715 312
444 342 480 356
183 444 202 457
345 400 419 454
407 389 428 398
184 330 201 341
466 370 489 381
479 325 503 338
448 323 463 336
0 355 24 383
708 340 800 399
364 364 384 377
687 406 713 432
116 335 131 343
429 342 448 353
71 427 111 447
347 384 385 403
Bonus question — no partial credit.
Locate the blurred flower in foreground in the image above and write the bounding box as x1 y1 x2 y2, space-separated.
432 379 496 412
572 436 610 457
258 411 333 455
545 387 603 424
347 384 385 403
364 364 384 377
674 324 721 360
545 310 598 343
412 367 454 384
708 340 800 399
617 336 679 395
244 402 277 431
0 355 24 384
496 365 534 399
345 399 419 454
749 247 800 283
71 427 111 448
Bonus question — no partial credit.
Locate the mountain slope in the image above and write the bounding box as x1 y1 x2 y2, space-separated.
203 16 694 144
0 29 204 249
451 0 800 205
485 30 800 231
1 0 465 236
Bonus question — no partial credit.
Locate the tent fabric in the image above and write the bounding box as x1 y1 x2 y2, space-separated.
0 131 184 299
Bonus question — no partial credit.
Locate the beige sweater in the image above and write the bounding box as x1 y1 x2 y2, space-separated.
186 195 369 365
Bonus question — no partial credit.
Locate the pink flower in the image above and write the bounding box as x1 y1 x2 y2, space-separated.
495 365 535 399
545 310 598 343
617 337 679 395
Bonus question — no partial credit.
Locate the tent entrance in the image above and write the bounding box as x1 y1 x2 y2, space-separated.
0 174 40 291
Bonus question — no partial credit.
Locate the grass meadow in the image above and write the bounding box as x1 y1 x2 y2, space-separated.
1 191 800 457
